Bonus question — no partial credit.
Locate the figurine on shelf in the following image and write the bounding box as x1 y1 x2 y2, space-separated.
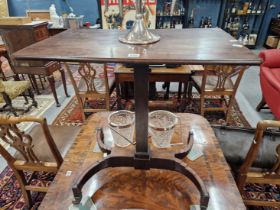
188 9 194 28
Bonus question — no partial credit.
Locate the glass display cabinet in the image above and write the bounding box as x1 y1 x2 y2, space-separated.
221 0 269 48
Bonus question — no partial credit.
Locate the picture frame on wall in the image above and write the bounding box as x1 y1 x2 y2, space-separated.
100 0 157 29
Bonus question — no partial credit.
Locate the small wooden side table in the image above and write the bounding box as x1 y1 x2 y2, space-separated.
114 64 203 109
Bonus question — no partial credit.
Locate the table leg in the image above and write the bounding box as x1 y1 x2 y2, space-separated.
134 64 150 162
48 75 60 107
115 76 123 110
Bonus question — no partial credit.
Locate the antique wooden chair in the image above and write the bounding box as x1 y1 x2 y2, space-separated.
1 29 70 107
0 115 81 208
0 78 37 115
237 120 280 207
65 63 115 121
188 65 246 124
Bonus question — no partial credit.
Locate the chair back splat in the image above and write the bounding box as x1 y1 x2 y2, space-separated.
188 65 247 124
0 115 80 208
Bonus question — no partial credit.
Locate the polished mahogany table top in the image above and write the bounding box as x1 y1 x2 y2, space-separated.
39 112 246 210
13 28 261 65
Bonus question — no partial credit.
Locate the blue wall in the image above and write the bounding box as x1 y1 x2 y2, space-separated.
8 0 100 24
258 0 280 46
8 0 280 46
9 0 54 16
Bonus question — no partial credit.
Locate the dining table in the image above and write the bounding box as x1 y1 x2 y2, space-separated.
13 28 261 209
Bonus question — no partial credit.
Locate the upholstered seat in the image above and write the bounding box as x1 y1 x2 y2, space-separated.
15 125 81 162
0 79 37 115
0 80 30 102
192 75 234 90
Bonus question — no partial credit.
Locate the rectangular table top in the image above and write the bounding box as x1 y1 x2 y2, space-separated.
39 112 246 210
13 28 261 65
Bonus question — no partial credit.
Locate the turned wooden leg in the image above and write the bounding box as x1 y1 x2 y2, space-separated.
256 97 266 112
59 68 70 97
2 92 17 116
48 75 60 107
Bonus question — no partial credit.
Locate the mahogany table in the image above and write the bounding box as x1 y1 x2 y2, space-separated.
13 28 261 209
42 112 246 209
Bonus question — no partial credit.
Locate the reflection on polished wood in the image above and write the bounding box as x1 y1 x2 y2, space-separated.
39 113 246 210
13 28 261 65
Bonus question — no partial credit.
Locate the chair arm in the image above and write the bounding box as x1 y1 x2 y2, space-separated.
257 120 280 132
259 49 280 68
0 115 45 124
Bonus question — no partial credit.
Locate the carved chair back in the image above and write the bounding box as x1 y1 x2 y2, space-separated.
65 63 111 121
237 120 280 207
202 65 245 94
0 115 63 208
191 65 247 124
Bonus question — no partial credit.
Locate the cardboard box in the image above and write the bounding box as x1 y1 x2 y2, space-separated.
266 36 279 48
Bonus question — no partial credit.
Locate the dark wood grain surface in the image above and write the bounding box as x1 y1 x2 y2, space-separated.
13 28 261 65
39 112 246 210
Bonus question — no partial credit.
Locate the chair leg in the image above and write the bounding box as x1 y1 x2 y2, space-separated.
22 92 29 105
2 92 17 116
178 82 182 100
164 82 170 100
47 75 60 107
28 88 38 108
187 80 193 104
39 75 45 90
14 169 33 208
256 97 266 112
29 75 41 95
225 96 235 124
59 68 70 97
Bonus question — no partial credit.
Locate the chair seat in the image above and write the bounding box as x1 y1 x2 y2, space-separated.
15 125 81 162
192 75 234 91
78 76 115 94
0 81 30 103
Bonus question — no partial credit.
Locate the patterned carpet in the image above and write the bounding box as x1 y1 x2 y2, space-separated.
0 167 55 210
52 92 251 127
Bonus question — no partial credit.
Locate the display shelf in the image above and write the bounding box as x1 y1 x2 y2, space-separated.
221 0 269 49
